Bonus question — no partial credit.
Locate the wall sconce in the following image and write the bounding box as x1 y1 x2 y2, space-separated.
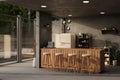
62 18 71 33
62 18 71 24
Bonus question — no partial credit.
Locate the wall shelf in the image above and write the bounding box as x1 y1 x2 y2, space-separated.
101 30 118 34
104 47 111 65
101 27 118 34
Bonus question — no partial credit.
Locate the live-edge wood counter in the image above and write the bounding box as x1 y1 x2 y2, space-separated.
41 48 105 73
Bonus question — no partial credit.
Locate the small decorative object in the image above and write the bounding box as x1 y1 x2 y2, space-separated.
47 42 54 48
79 32 82 36
112 27 115 30
86 33 89 38
78 33 84 38
104 27 107 30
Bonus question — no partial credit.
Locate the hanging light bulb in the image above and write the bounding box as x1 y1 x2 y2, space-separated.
67 19 71 23
62 18 66 24
66 26 70 31
62 20 66 24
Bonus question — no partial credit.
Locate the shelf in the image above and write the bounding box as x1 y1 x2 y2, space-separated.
76 34 91 48
104 47 111 65
101 28 118 34
77 37 89 39
79 43 89 44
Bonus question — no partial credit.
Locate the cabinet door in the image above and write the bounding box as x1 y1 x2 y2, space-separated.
60 43 71 48
60 33 71 43
55 34 61 48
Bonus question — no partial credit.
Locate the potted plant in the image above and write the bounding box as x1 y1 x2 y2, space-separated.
103 40 111 49
111 49 119 66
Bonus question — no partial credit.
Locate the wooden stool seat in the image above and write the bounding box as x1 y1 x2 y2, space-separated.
55 53 63 56
68 53 76 57
43 52 50 55
82 54 91 57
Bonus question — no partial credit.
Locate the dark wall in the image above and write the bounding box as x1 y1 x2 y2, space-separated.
40 12 52 48
52 15 120 49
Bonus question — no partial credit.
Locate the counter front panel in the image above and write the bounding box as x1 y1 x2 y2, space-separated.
41 48 104 73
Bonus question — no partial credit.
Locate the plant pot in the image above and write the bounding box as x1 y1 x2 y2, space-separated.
112 60 117 66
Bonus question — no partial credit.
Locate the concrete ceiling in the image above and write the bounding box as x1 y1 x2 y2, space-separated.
5 0 120 18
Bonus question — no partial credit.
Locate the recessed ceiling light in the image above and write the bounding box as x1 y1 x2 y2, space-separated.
41 5 47 8
83 0 90 4
68 14 72 17
100 12 105 15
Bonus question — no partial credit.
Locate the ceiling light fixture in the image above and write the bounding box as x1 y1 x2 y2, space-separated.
83 0 90 4
41 5 47 8
100 12 105 15
68 14 72 17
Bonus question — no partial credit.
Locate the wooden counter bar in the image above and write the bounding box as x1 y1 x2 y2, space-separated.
41 48 105 73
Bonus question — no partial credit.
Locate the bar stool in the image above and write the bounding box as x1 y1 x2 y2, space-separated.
67 53 77 72
54 53 63 70
81 53 91 73
42 52 52 68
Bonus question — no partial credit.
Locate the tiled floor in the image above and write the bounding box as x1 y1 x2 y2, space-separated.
0 61 120 80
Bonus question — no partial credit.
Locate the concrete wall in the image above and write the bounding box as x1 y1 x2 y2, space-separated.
52 15 120 49
52 19 62 42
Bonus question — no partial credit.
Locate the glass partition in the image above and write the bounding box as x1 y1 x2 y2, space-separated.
0 13 35 64
0 14 17 63
21 17 34 60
